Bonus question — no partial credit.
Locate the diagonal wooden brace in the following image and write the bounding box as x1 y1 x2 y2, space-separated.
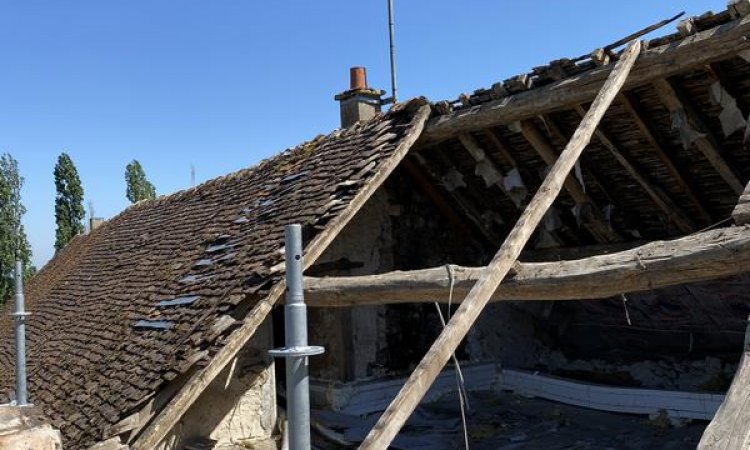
359 40 642 450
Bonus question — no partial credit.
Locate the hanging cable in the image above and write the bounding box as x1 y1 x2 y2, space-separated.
433 264 470 449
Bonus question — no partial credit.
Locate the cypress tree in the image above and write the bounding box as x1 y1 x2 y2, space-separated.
54 152 85 251
125 160 156 203
0 153 33 303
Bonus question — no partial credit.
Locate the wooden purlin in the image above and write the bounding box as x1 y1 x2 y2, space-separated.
420 14 750 147
304 225 750 306
358 40 642 450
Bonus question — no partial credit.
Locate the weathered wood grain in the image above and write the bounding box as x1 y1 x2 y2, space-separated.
304 225 750 306
358 40 641 450
420 16 750 147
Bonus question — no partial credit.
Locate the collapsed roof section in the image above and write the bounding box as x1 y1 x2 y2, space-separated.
0 100 430 449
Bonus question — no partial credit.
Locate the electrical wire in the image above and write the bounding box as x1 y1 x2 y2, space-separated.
433 264 470 450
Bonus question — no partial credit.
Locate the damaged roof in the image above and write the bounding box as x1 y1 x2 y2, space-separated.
411 5 750 248
3 2 750 448
0 100 429 449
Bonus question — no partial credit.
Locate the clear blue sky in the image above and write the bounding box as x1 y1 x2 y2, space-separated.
0 1 724 268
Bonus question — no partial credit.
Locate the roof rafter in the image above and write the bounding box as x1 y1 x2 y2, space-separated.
519 119 623 243
652 77 745 194
408 152 505 245
570 104 696 234
400 158 497 245
457 132 566 247
618 92 714 224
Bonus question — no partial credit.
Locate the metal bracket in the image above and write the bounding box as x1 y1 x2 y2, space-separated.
269 345 325 358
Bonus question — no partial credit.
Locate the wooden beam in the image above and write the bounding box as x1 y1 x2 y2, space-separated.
400 158 482 241
652 78 745 194
359 40 641 450
519 119 623 243
458 132 565 246
481 129 522 168
541 115 618 205
734 182 750 224
706 62 750 118
698 315 750 449
420 15 750 147
408 154 505 244
571 104 697 233
130 105 432 450
618 93 713 224
305 225 750 306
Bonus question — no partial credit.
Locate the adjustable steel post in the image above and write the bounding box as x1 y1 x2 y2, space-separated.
13 260 29 406
269 224 324 450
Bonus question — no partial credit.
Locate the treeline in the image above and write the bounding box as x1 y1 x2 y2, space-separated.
1 152 157 303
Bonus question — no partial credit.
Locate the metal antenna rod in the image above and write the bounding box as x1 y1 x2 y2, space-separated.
387 0 398 104
14 260 28 406
269 224 324 450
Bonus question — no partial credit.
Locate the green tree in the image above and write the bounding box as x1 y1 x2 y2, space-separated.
125 160 156 203
54 152 85 251
0 153 34 303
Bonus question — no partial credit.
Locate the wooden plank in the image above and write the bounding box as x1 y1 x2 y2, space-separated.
304 225 750 306
358 40 642 450
519 119 623 243
618 93 713 225
571 105 696 233
652 78 745 194
420 15 750 147
130 104 432 450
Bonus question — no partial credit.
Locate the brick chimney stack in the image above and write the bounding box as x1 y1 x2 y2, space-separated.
334 67 384 128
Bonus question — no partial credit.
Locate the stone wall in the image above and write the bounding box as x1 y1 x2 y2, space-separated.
0 406 62 450
157 318 276 449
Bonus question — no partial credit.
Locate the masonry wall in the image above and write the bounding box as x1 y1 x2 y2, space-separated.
157 318 276 449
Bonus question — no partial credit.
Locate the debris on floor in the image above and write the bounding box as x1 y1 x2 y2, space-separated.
312 390 707 449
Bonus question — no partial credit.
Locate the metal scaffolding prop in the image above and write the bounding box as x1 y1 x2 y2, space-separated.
359 40 643 449
14 260 29 406
270 224 325 450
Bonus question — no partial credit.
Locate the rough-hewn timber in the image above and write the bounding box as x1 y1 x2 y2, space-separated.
305 225 750 306
359 40 641 450
420 15 750 147
734 182 750 224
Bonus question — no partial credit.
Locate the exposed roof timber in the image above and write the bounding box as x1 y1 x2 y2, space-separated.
360 41 642 450
570 104 697 234
130 104 433 450
617 92 714 224
407 154 504 245
304 225 750 306
734 181 750 224
400 158 491 244
481 129 522 168
652 77 745 194
706 62 750 118
541 114 618 205
457 133 566 246
519 119 623 243
419 15 750 147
